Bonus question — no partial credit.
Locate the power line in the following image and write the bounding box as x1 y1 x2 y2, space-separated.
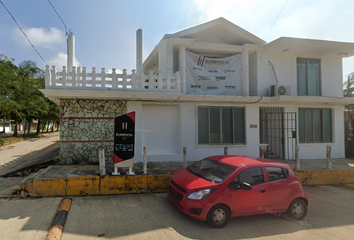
0 0 48 66
47 0 70 35
263 0 289 40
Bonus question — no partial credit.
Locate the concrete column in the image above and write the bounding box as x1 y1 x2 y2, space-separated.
158 48 166 73
178 46 186 94
159 45 173 74
67 34 75 73
136 29 143 73
166 45 173 74
242 50 249 96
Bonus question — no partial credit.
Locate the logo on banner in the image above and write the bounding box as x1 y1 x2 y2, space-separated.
197 56 205 67
114 112 135 163
186 50 242 95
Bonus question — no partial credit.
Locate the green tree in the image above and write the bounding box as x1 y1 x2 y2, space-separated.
344 72 354 110
0 55 59 137
0 54 21 134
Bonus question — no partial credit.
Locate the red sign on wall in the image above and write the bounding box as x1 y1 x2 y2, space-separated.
249 124 258 129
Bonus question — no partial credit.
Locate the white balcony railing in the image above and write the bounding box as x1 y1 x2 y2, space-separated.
45 66 181 93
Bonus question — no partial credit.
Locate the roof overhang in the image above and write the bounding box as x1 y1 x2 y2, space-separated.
266 37 354 58
143 17 266 72
143 37 262 72
40 89 354 106
171 17 266 45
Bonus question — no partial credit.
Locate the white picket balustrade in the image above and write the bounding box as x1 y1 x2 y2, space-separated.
45 65 181 93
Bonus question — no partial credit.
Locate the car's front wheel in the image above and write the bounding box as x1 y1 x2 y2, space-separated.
286 198 307 220
206 204 230 228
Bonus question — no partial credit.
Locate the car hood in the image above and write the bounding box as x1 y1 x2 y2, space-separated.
171 169 219 192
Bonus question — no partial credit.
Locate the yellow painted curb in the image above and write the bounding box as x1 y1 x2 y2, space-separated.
13 169 354 197
66 176 100 196
295 169 354 185
32 178 66 197
100 175 170 195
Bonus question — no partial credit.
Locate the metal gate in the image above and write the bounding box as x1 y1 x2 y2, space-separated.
259 108 297 160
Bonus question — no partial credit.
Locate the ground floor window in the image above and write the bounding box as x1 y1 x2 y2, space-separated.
298 108 332 143
198 107 245 145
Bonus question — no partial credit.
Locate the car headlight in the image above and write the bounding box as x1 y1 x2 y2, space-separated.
187 189 212 200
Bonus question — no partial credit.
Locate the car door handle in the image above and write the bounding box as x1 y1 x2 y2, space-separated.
260 189 266 193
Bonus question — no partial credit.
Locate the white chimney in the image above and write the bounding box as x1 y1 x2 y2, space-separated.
67 34 75 72
136 29 143 73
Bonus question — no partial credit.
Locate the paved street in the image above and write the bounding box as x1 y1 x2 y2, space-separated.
0 132 59 176
0 185 353 240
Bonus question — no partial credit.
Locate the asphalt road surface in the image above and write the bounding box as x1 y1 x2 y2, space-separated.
0 132 59 176
0 185 353 240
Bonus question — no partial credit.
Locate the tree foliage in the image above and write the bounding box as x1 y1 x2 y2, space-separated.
0 54 59 136
343 72 354 97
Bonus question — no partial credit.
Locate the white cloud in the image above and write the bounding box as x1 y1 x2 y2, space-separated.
190 0 354 77
190 0 354 42
13 27 64 47
48 52 81 69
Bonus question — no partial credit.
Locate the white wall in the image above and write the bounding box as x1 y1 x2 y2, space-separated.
321 58 342 97
257 52 343 97
128 101 345 163
158 45 173 74
257 52 297 96
0 126 10 132
142 105 180 155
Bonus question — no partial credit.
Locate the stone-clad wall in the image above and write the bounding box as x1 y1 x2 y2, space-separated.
59 99 127 164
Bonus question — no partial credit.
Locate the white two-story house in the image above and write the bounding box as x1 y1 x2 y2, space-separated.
41 18 354 164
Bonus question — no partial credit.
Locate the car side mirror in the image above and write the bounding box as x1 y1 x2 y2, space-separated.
228 181 252 191
239 182 252 191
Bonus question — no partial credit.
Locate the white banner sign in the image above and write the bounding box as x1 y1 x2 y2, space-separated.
186 51 242 95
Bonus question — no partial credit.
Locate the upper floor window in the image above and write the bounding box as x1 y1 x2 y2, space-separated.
297 58 321 96
198 107 245 145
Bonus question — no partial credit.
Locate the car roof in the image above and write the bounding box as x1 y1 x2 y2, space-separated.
207 155 290 168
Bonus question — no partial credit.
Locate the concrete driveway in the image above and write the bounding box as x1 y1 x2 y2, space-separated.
0 185 354 240
0 132 59 176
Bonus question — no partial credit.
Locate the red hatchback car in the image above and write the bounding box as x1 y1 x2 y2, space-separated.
168 155 308 228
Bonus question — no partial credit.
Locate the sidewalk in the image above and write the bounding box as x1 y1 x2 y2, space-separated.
0 131 59 176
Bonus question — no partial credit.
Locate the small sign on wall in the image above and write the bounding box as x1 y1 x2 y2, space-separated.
249 124 258 129
114 112 135 163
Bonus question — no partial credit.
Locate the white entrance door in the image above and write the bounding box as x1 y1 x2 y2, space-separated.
142 105 180 154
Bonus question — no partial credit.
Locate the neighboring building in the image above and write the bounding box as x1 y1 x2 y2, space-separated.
41 18 354 164
0 119 11 133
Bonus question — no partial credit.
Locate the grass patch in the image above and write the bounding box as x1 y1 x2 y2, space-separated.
0 131 58 147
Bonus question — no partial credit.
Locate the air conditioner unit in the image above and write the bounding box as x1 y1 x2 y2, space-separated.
270 85 290 96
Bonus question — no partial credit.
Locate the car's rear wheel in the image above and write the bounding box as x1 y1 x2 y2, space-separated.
286 198 307 220
206 204 230 228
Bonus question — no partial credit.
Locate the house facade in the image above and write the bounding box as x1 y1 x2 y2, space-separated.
41 18 354 164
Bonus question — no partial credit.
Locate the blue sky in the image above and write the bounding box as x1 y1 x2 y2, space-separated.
1 0 353 80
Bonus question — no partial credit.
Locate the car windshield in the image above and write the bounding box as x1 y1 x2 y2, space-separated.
187 158 237 183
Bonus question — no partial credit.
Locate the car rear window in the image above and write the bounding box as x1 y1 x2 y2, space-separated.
266 166 289 181
187 158 237 183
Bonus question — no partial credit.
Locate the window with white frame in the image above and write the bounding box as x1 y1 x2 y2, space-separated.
297 58 321 96
198 107 245 145
298 108 332 143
